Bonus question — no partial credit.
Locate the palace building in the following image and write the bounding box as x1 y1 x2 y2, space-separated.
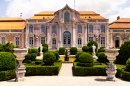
109 17 130 48
0 4 110 49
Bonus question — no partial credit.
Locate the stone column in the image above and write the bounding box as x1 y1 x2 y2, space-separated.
73 24 76 47
85 24 87 45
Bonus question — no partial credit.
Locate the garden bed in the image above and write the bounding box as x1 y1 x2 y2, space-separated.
25 60 62 76
73 62 130 81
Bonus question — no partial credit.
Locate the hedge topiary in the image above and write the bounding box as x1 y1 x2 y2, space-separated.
75 51 83 61
25 53 31 60
126 58 130 72
59 47 65 55
42 43 48 49
98 47 105 53
28 48 32 53
78 52 94 63
87 41 98 52
97 52 108 63
0 52 16 71
70 47 78 55
31 48 38 53
43 52 56 65
42 47 48 53
82 46 89 52
31 53 37 61
52 51 60 60
116 41 130 65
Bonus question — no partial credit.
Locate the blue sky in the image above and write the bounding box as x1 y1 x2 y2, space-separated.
0 0 130 23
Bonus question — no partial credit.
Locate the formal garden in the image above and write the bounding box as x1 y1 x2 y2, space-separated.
0 41 130 82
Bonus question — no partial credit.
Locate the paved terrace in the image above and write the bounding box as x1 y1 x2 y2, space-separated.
0 63 130 86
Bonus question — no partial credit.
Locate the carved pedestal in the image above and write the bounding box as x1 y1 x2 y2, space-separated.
13 48 28 82
105 49 119 81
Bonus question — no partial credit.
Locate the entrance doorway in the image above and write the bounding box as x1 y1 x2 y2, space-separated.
63 31 71 48
29 37 33 48
78 38 82 48
115 37 120 48
52 38 56 48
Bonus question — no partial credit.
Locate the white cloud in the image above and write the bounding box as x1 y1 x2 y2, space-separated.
6 0 129 22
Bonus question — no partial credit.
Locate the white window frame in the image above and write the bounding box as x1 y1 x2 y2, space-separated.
1 37 6 44
41 25 46 33
77 25 82 33
101 25 105 33
89 25 93 33
101 37 105 47
15 37 20 46
29 37 34 48
89 37 93 41
29 25 34 33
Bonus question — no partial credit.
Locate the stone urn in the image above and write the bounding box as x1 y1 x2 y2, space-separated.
13 48 28 82
105 49 120 81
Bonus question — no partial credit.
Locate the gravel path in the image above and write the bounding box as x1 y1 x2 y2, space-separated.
0 63 130 86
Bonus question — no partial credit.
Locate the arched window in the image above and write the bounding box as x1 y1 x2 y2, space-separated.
89 25 93 33
101 25 105 33
41 25 45 33
52 25 56 34
29 25 33 33
64 11 70 22
77 25 82 33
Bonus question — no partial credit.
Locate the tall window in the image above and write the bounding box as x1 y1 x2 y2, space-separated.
77 25 82 33
29 25 33 33
52 38 56 48
52 25 56 34
78 38 82 48
64 11 70 22
29 37 33 48
89 37 93 41
101 37 105 47
101 25 105 33
89 25 93 33
15 37 20 46
41 25 45 33
1 37 5 44
41 37 45 44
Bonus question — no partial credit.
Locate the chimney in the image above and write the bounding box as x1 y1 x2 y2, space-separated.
117 16 120 20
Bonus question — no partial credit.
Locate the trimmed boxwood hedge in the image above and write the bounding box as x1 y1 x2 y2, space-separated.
0 69 16 81
25 61 62 76
59 47 65 55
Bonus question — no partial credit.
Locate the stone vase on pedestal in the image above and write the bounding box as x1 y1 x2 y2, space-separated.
105 49 119 81
13 48 28 82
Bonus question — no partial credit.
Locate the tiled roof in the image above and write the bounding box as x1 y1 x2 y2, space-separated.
27 11 107 20
0 18 25 30
109 18 130 29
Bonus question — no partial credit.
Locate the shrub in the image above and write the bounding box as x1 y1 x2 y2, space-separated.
70 47 77 55
38 47 40 52
28 48 32 53
0 52 16 71
75 51 83 61
98 47 105 53
77 62 94 67
31 53 37 61
59 47 65 55
78 52 94 64
31 48 38 53
23 60 31 64
35 61 42 65
126 58 130 72
82 46 89 52
25 53 31 60
42 43 48 49
25 61 62 76
43 52 56 65
116 41 130 65
97 52 108 63
87 41 98 52
0 69 16 81
42 47 48 53
52 51 60 60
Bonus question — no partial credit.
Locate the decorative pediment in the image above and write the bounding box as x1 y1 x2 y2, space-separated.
88 33 94 37
52 33 56 38
100 33 106 37
14 34 20 37
28 33 34 37
64 24 70 29
77 33 82 38
40 33 46 37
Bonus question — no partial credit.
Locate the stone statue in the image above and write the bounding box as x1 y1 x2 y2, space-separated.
40 44 43 55
65 49 69 61
92 44 98 60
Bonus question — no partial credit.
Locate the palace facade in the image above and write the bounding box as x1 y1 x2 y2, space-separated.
109 17 130 48
0 5 112 50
